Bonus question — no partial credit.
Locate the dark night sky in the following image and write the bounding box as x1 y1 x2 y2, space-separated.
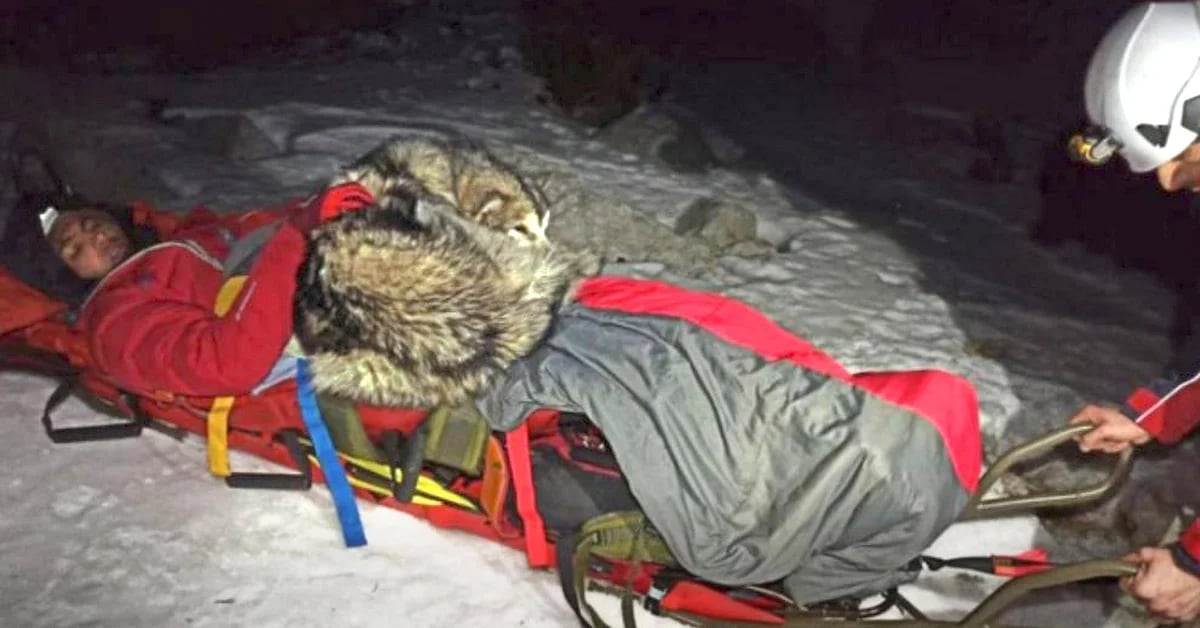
0 0 1133 97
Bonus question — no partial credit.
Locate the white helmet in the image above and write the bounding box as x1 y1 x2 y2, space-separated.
1083 1 1200 172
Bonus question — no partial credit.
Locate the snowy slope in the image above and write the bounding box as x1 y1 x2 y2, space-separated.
0 2 1184 627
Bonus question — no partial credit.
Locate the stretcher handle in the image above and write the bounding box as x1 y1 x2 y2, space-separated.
224 430 313 491
960 424 1133 521
668 561 1140 627
41 380 145 443
957 559 1139 628
45 421 143 443
665 561 1139 628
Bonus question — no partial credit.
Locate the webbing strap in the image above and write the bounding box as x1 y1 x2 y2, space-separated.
206 396 234 477
561 526 613 628
208 272 242 480
506 423 552 567
296 359 367 548
557 511 668 628
324 441 478 510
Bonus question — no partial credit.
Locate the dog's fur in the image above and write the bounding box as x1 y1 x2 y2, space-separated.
329 136 551 245
293 197 594 407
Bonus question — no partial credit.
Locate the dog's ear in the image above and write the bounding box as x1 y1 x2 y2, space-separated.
8 150 69 202
473 191 507 218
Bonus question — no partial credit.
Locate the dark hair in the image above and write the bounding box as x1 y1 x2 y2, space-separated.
0 193 158 308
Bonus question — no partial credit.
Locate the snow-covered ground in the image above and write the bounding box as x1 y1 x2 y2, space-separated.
0 2 1189 626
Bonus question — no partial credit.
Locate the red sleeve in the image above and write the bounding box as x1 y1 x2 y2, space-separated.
83 224 307 397
1179 520 1200 563
1126 372 1200 444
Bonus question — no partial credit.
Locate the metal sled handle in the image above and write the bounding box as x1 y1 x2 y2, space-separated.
960 424 1133 521
665 561 1139 627
956 559 1138 628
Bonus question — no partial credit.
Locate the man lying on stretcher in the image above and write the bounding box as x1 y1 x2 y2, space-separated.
0 150 374 396
0 146 983 608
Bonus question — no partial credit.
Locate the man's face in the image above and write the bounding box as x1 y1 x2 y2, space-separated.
1155 141 1200 192
47 210 131 280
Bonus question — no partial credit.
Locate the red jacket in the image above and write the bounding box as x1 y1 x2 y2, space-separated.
76 185 372 398
1124 363 1200 562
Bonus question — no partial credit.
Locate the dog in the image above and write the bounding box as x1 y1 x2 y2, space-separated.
329 135 551 245
293 195 593 407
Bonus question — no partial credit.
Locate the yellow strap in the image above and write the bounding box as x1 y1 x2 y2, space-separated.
296 439 478 511
337 448 477 510
207 395 234 477
204 276 247 479
345 469 444 508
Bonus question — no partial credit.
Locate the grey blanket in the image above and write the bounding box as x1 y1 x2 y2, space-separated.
476 302 970 603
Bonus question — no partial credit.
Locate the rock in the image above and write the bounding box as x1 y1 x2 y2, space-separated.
1117 484 1180 549
464 74 500 91
691 121 747 166
657 102 746 166
8 110 303 209
724 239 776 258
518 10 648 128
9 117 181 206
542 175 715 276
169 113 283 161
673 197 757 250
1114 457 1200 549
597 104 719 173
498 45 522 68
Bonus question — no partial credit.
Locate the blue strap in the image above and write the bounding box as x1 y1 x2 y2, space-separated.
295 359 367 547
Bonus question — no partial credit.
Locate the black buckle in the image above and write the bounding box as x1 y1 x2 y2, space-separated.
381 428 427 503
643 581 670 616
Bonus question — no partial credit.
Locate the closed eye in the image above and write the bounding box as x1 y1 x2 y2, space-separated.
508 224 546 243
